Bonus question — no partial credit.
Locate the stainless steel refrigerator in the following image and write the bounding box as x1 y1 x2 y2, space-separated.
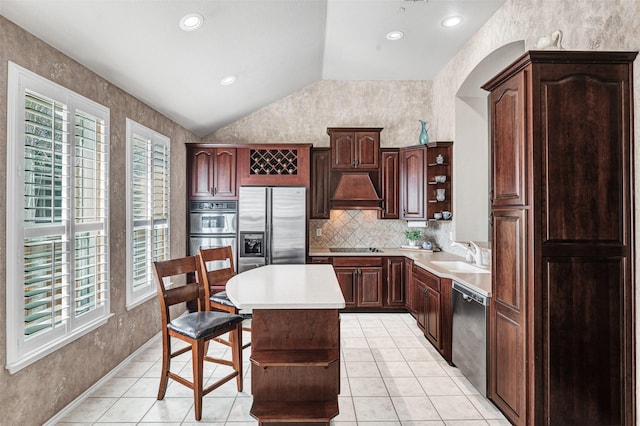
237 186 306 272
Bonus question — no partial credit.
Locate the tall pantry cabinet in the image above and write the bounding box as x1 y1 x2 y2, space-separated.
483 51 637 426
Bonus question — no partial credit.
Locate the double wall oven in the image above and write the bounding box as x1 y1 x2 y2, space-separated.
189 201 238 266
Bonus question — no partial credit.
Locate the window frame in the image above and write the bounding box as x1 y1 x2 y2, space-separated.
6 62 111 374
125 118 171 310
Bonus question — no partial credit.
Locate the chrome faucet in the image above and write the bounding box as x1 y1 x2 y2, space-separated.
451 241 484 267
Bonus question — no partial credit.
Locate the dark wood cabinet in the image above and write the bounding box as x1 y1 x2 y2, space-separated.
399 146 426 220
235 144 311 188
400 142 453 221
483 51 637 426
379 149 399 219
310 148 331 219
332 257 383 309
188 146 237 199
412 264 452 363
405 258 415 315
425 142 453 220
328 128 381 170
383 257 405 308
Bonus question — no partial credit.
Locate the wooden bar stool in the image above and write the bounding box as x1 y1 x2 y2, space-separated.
197 246 251 349
153 255 243 421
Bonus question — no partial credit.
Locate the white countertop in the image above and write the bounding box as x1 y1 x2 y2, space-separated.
226 264 346 310
309 247 492 297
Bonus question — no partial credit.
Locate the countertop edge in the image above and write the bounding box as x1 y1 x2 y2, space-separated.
309 247 492 297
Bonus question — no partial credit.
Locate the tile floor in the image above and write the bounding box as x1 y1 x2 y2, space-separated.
56 313 509 425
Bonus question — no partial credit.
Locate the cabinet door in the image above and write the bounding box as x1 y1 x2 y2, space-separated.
405 259 415 314
490 72 528 207
334 267 357 308
213 148 236 199
358 267 382 307
490 208 527 424
413 279 426 330
384 257 405 307
424 286 441 348
354 131 379 169
400 147 426 220
379 150 399 219
189 148 215 199
310 148 331 219
331 132 355 169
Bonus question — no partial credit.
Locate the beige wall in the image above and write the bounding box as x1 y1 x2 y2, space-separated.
0 17 196 425
204 80 433 147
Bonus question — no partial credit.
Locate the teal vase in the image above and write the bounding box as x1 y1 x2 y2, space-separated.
419 120 429 145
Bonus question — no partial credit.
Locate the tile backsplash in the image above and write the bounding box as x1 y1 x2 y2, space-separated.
309 210 454 249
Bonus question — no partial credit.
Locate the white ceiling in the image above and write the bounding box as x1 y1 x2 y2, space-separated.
1 0 505 137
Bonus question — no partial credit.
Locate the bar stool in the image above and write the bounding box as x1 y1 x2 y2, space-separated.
153 255 243 421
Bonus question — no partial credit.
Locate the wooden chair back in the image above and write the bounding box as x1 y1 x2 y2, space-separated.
196 246 236 299
153 256 203 322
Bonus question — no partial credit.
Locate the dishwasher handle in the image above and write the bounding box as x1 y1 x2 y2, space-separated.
453 281 490 306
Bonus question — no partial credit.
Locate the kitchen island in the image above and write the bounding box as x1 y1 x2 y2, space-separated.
226 264 346 426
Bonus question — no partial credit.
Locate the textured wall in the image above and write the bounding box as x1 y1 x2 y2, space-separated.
204 80 433 147
0 17 197 425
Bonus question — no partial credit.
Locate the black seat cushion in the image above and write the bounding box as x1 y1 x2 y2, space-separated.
210 291 236 308
168 311 243 340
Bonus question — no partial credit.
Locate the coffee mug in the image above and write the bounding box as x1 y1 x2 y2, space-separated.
423 241 433 250
442 210 452 220
435 175 446 183
434 212 443 220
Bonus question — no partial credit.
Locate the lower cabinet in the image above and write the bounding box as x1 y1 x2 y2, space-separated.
413 264 452 364
333 257 383 309
384 257 405 308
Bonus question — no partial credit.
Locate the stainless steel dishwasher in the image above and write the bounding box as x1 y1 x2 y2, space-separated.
452 280 490 396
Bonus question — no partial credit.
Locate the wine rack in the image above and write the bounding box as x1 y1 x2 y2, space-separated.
250 149 298 175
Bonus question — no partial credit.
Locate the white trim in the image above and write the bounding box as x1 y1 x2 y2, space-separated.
125 118 170 310
6 61 111 372
42 332 161 425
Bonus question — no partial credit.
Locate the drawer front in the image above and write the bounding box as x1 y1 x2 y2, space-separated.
333 257 383 267
413 264 441 292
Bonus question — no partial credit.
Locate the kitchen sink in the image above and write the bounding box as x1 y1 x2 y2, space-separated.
430 261 490 274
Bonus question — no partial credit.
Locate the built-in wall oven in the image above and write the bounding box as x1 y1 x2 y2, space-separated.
189 201 237 266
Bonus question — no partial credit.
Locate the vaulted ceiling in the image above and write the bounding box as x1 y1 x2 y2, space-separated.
1 0 505 136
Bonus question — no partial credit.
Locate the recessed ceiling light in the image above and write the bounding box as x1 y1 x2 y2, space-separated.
220 75 237 86
386 31 404 41
179 13 204 31
442 16 463 28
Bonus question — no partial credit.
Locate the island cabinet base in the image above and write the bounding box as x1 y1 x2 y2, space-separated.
249 309 341 425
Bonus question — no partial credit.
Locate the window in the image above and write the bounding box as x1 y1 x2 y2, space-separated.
6 62 110 373
126 119 170 309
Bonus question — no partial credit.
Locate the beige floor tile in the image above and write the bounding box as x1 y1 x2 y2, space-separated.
90 377 136 398
383 377 426 397
141 397 193 422
377 361 413 378
342 347 374 362
58 397 117 423
352 396 399 421
420 376 466 396
345 361 381 377
348 377 389 396
391 396 441 421
430 395 483 420
95 397 156 422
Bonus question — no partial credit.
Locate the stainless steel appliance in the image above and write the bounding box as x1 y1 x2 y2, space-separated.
238 186 306 272
452 280 489 396
189 201 238 265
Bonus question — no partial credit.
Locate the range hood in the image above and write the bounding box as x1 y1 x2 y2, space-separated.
330 172 382 210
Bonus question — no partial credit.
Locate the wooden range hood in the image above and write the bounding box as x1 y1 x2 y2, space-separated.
330 172 382 210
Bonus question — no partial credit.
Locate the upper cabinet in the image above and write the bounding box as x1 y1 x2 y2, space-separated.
188 146 237 200
399 142 453 221
310 148 331 219
236 144 311 188
379 149 399 219
483 50 637 426
328 127 381 170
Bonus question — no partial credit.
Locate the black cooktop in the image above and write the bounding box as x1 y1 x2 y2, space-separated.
329 247 382 253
